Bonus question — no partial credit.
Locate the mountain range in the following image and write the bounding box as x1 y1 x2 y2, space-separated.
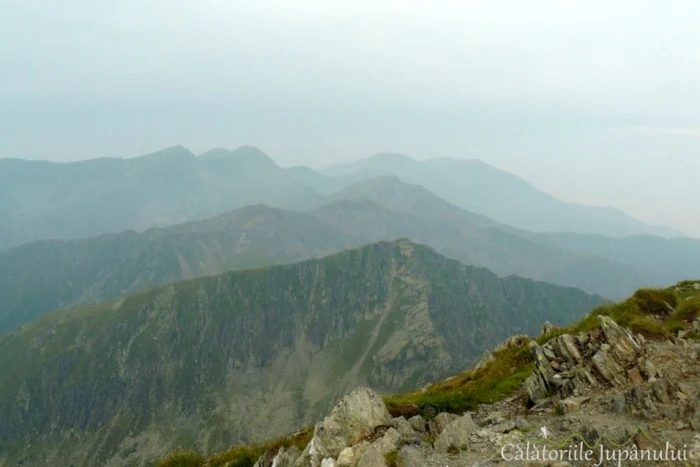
4 168 700 334
321 153 683 238
0 239 602 467
0 146 685 253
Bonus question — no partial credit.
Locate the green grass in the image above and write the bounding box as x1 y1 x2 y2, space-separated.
384 343 534 417
156 427 314 467
156 451 205 467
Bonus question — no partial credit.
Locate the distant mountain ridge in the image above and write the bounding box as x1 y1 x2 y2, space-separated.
0 145 318 250
4 175 700 334
322 153 683 238
0 239 602 466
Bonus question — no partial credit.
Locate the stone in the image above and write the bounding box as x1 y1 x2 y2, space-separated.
627 367 644 385
484 412 505 425
395 446 427 467
642 359 659 379
370 427 401 455
592 350 626 386
391 417 419 443
628 385 648 406
269 446 301 467
491 420 517 433
515 417 531 431
320 458 338 467
407 415 426 433
612 393 627 414
598 316 640 364
549 374 567 387
433 413 477 453
336 442 369 467
557 398 581 414
294 387 392 466
356 446 387 467
428 412 458 436
652 378 672 403
543 346 557 361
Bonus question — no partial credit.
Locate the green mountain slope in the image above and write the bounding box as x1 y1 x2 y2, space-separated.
0 205 355 333
0 239 602 467
322 153 683 238
0 146 320 250
0 178 667 335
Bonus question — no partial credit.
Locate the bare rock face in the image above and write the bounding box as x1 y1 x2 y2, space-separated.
294 387 392 466
523 316 645 406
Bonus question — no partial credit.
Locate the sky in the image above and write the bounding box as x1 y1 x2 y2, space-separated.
2 0 700 236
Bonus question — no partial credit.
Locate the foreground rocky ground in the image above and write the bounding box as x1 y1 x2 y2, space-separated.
243 313 700 466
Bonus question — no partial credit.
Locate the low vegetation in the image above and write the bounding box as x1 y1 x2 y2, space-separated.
156 427 313 467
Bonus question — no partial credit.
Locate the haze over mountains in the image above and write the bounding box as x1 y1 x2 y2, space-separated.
0 145 685 252
1 144 699 466
0 239 602 466
1 146 699 332
322 153 683 238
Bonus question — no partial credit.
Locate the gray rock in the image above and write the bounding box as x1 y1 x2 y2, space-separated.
592 350 626 387
370 427 401 456
407 415 426 433
428 412 458 436
612 393 627 414
598 316 640 364
434 413 477 453
295 387 392 466
395 446 426 467
356 446 387 467
515 417 531 431
336 442 369 467
391 417 419 443
543 346 557 361
652 378 672 403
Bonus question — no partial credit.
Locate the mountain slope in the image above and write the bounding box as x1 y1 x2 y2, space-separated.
522 232 700 285
0 239 602 467
0 178 664 334
322 154 683 238
0 146 320 250
0 205 355 333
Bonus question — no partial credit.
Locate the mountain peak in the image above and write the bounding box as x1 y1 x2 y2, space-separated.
199 145 278 168
138 145 195 161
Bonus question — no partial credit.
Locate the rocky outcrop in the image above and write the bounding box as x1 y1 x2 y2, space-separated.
293 387 392 466
254 385 481 467
524 315 647 405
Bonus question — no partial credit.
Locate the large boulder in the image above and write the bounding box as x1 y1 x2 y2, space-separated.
294 387 392 466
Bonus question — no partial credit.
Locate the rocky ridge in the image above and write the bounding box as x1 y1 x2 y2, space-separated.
238 313 700 466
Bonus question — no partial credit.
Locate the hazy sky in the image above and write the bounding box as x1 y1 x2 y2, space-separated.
2 1 700 236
